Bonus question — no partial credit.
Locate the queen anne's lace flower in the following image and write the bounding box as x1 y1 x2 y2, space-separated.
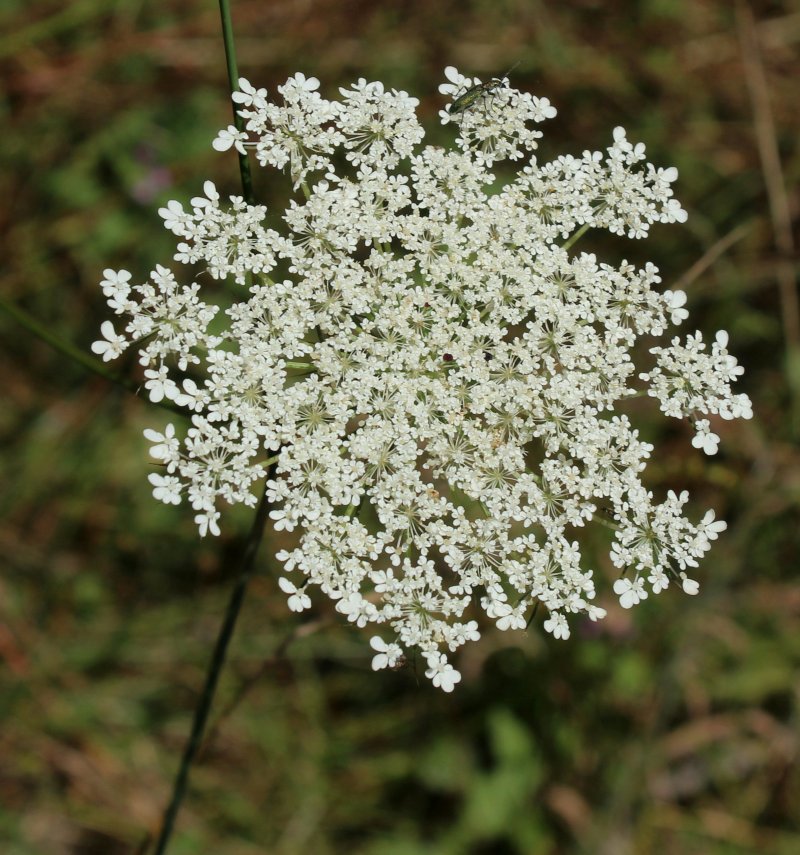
94 70 752 689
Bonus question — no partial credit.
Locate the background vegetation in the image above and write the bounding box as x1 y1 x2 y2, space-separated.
1 1 798 853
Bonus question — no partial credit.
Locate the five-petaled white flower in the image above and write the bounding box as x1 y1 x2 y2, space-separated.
424 652 462 693
91 320 128 362
278 577 312 612
613 577 649 609
370 636 404 670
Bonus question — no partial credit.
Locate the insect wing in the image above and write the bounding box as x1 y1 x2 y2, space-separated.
448 83 485 115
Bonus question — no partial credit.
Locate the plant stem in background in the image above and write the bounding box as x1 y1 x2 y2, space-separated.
150 4 271 853
0 295 132 389
737 0 800 437
218 0 255 206
0 295 186 417
151 466 276 855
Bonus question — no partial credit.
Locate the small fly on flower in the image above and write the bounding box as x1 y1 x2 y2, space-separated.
445 63 520 120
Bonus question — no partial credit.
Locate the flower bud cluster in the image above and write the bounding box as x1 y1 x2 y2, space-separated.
94 69 751 689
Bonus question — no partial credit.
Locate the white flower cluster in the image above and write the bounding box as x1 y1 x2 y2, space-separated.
93 69 752 690
641 330 752 455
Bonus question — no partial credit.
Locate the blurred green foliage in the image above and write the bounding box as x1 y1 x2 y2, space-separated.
1 1 799 853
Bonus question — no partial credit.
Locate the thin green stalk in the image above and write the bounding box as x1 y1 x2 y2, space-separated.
150 5 276 853
151 466 276 855
562 223 590 252
196 613 329 762
0 296 187 417
218 0 255 206
525 601 539 630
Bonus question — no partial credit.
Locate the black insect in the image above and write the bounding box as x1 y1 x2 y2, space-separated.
446 63 519 120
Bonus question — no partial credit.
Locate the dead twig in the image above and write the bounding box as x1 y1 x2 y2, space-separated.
737 0 800 434
672 223 751 294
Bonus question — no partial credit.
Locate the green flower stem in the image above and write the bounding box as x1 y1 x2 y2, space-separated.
218 0 255 206
151 463 277 855
0 296 187 417
151 5 278 854
562 223 590 252
594 516 621 532
0 295 126 386
197 614 329 761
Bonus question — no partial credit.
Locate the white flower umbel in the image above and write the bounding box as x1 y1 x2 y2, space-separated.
95 69 752 689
